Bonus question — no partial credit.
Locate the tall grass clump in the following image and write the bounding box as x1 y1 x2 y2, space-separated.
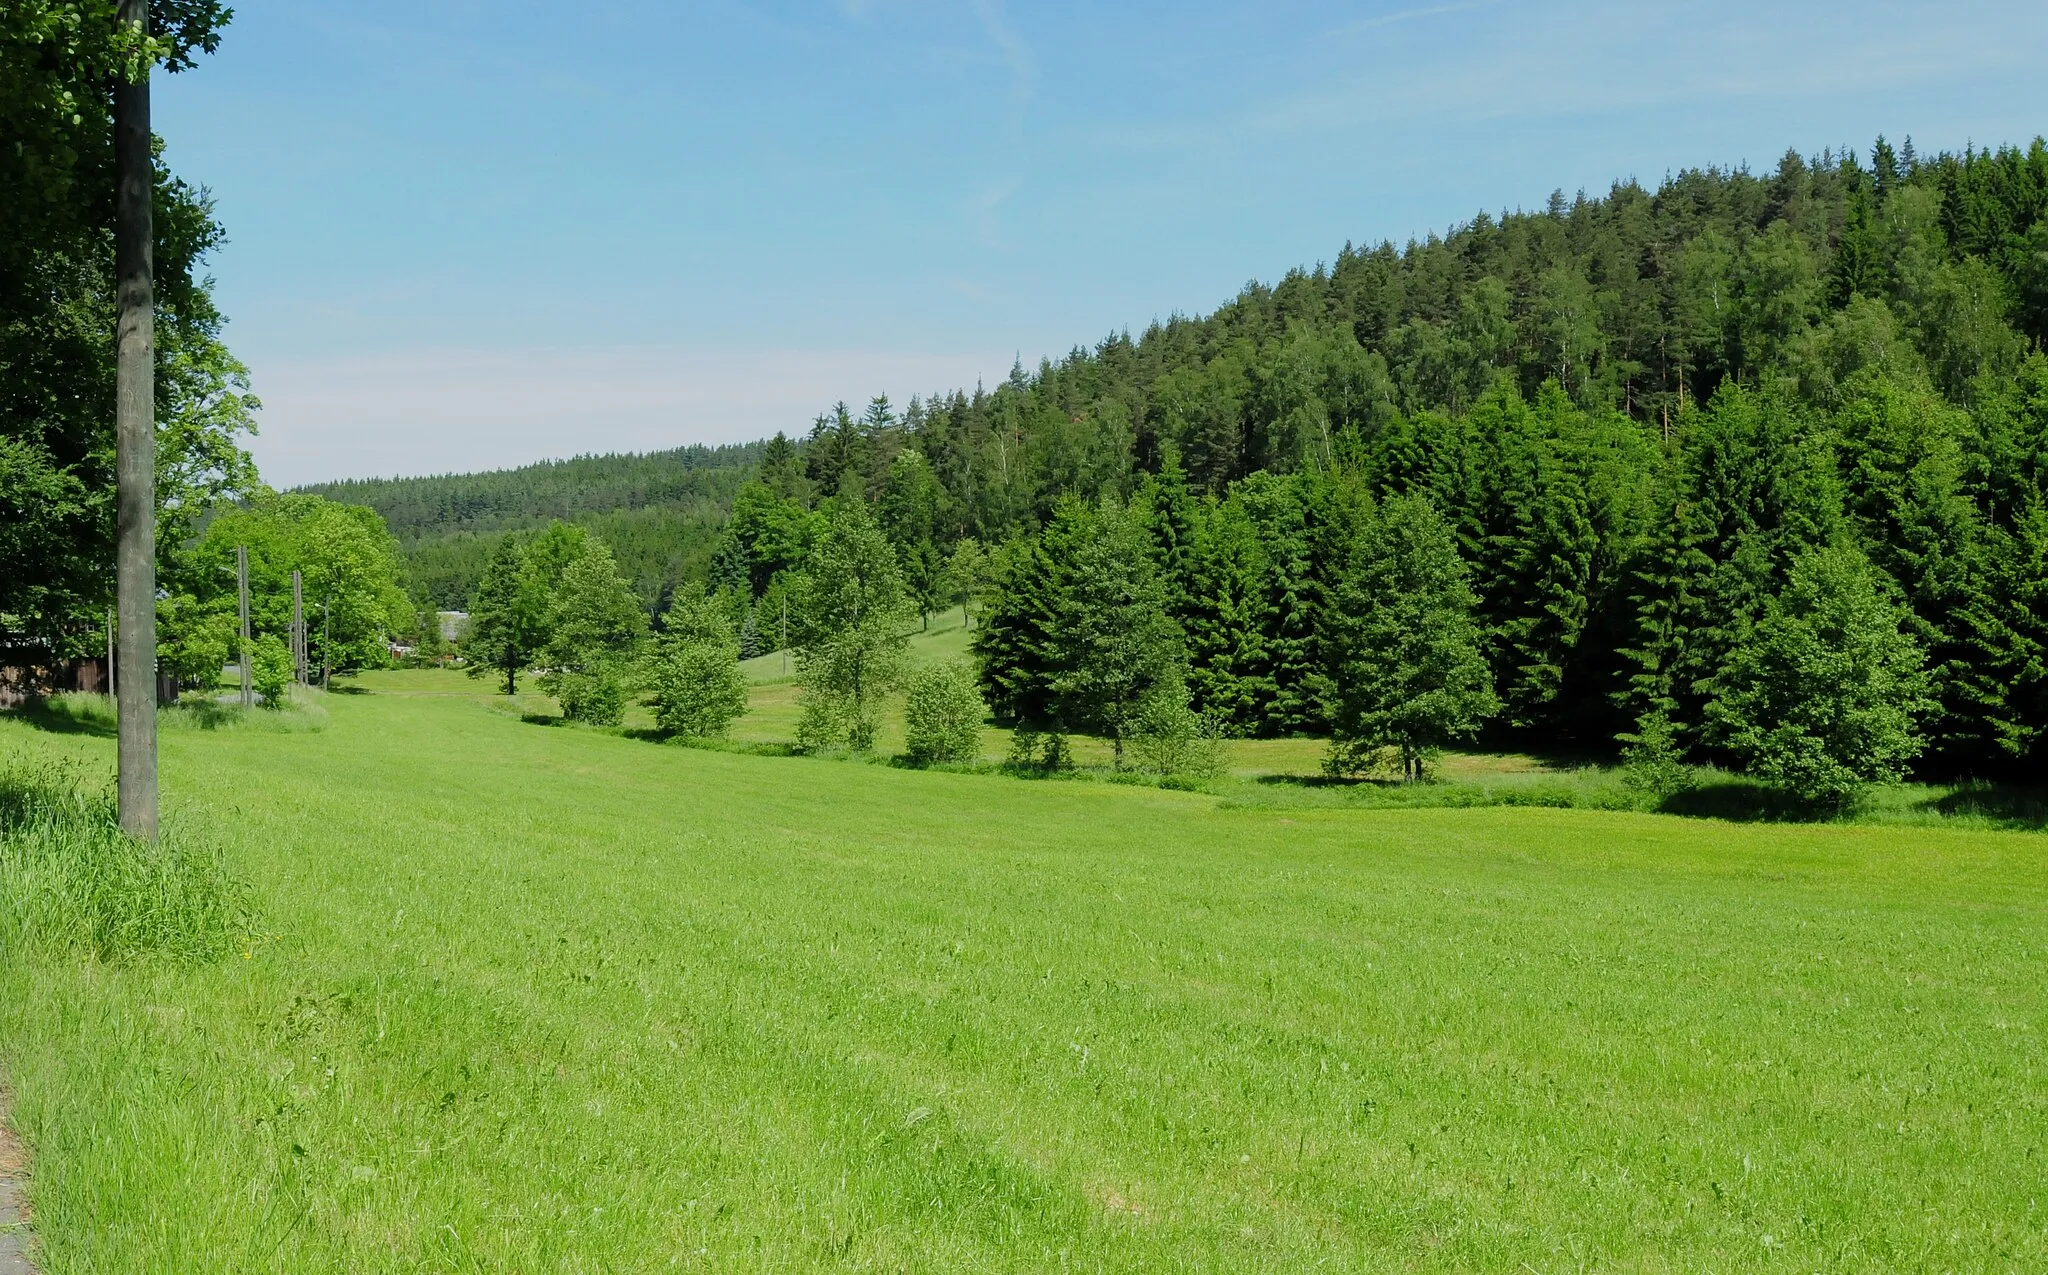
0 752 252 964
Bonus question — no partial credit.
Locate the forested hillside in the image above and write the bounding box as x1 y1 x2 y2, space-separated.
702 138 2048 785
296 443 763 610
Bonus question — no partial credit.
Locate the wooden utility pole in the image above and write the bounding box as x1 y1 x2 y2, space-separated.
237 544 253 709
114 0 157 838
292 571 305 684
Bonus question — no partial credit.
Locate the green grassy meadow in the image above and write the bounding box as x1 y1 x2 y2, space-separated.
1 675 2045 1271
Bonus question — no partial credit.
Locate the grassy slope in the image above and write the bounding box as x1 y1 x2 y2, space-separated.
1 688 2044 1272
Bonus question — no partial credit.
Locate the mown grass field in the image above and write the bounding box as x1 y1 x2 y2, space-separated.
1 675 2045 1272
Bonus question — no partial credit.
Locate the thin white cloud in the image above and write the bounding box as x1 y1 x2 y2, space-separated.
1100 0 2048 154
1328 0 1507 37
970 0 1035 104
247 346 1011 487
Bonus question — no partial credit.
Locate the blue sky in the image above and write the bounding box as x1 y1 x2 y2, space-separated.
154 0 2048 485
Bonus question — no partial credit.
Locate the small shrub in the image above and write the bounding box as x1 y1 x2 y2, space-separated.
649 639 749 739
1128 675 1225 780
1619 709 1693 804
0 753 252 964
1004 727 1073 773
252 634 294 708
903 662 985 765
1322 741 1428 782
549 667 626 726
795 689 870 754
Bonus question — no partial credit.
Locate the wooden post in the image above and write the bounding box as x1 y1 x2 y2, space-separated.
292 570 305 683
237 544 252 709
114 0 157 838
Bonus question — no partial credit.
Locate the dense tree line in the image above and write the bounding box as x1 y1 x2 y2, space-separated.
297 444 762 612
701 138 2048 789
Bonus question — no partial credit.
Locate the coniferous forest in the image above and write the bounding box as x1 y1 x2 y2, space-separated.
296 443 762 611
696 138 2048 785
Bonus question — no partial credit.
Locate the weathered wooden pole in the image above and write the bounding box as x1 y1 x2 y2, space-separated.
292 570 305 683
237 544 253 709
114 0 157 837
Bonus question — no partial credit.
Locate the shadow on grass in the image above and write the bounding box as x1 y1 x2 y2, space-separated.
2 701 116 738
1932 784 2048 831
1253 772 1371 788
615 726 802 758
1656 782 1828 823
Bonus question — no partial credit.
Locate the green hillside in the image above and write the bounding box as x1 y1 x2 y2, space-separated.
295 442 764 611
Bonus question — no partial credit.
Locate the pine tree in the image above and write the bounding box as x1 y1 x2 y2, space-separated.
1298 464 1371 727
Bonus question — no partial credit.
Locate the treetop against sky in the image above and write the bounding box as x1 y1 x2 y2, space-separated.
144 0 2048 484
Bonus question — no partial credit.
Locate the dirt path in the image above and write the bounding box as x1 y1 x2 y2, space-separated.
0 1102 35 1274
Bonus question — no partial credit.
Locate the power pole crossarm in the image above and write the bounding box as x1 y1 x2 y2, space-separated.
114 0 157 839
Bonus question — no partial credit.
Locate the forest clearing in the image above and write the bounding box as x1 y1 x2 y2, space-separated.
0 675 2043 1271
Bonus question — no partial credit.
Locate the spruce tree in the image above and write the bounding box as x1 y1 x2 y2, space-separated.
1322 493 1497 780
1137 443 1201 624
972 500 1088 727
1237 474 1319 735
1050 498 1185 767
879 449 947 627
1487 385 1597 728
465 534 550 696
1182 498 1267 729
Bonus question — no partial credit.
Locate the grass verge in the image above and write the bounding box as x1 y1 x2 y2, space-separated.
0 750 253 964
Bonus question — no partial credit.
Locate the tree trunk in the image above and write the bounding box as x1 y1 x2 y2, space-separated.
114 1 157 839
